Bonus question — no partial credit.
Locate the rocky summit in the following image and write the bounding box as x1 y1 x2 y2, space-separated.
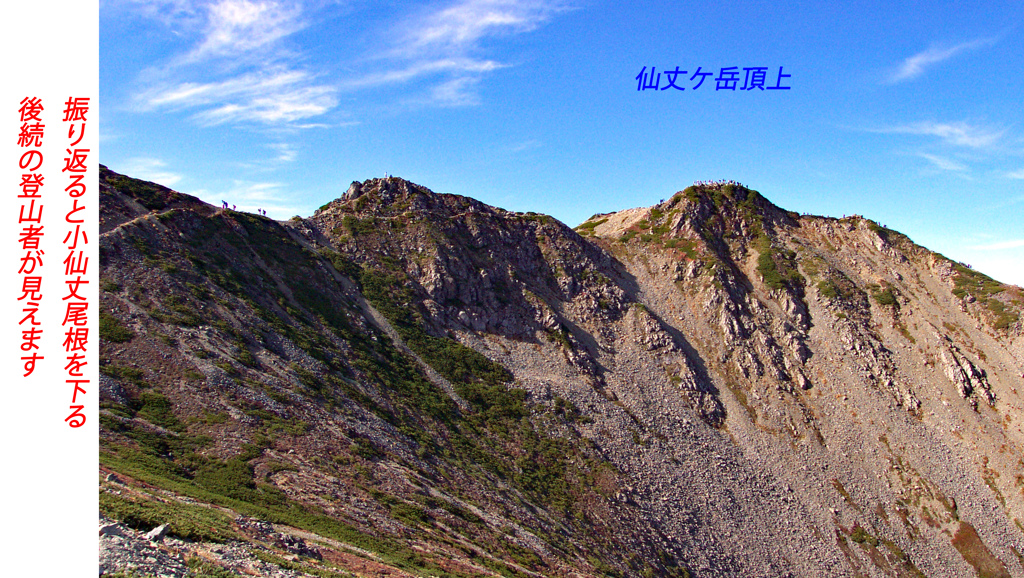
98 165 1024 578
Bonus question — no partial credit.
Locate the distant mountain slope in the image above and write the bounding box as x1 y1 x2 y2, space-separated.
99 167 1024 578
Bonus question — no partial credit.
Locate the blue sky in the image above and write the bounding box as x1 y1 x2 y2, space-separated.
100 0 1024 285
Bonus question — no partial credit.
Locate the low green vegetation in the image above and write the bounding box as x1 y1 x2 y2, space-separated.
574 218 608 236
872 287 897 307
107 172 181 211
753 235 803 292
341 214 378 237
952 264 1005 299
545 326 573 349
100 311 134 343
360 269 512 388
849 525 879 547
521 212 554 225
100 436 456 576
100 363 147 387
150 294 202 327
756 252 784 290
862 282 898 308
136 391 186 432
186 557 241 578
320 248 363 285
99 492 238 543
358 266 610 514
663 238 697 259
817 279 839 299
950 263 1020 329
253 551 353 578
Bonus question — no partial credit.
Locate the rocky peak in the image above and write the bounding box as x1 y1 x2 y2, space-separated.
317 176 495 223
340 176 428 202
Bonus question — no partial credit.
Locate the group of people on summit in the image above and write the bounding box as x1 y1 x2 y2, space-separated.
220 200 268 217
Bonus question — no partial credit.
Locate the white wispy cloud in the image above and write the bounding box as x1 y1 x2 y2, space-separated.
119 157 183 186
268 142 297 162
127 0 305 64
184 0 304 63
124 0 204 26
888 38 995 83
138 66 337 125
967 239 1024 251
341 58 504 90
1007 168 1024 180
143 68 308 107
130 0 337 127
127 0 565 120
194 86 335 125
349 0 567 106
399 0 564 54
871 121 1005 149
916 152 967 172
429 76 483 106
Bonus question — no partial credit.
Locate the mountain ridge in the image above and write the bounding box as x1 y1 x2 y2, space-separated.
98 165 1024 578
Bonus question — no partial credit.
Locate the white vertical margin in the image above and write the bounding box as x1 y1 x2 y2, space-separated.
1 1 99 576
